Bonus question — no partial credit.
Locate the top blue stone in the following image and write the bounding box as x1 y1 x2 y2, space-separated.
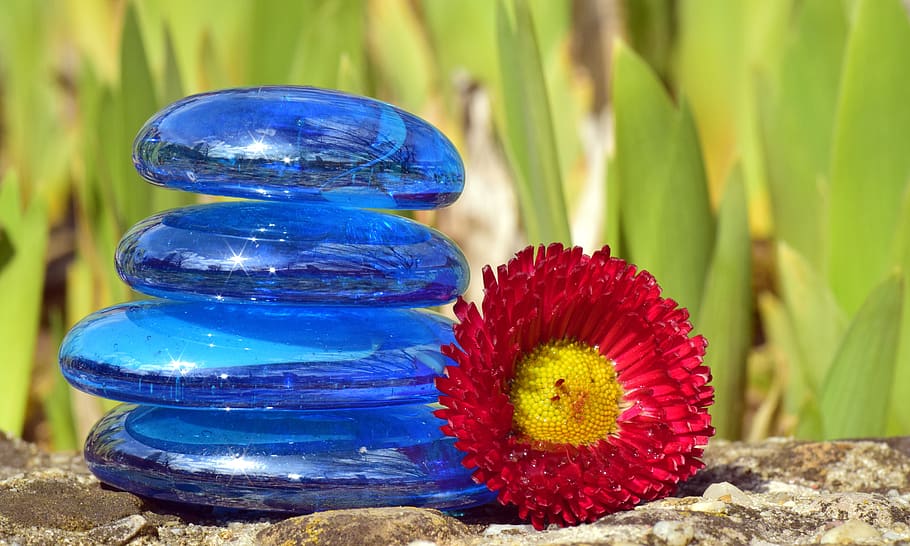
133 86 464 209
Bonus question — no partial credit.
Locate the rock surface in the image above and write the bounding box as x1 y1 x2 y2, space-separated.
3 433 910 545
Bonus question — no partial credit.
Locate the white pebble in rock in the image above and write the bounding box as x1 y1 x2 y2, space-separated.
685 500 728 514
482 523 534 536
86 514 148 545
703 481 752 506
652 520 695 546
819 519 881 544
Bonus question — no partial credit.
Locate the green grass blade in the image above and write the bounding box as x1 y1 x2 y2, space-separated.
888 184 910 432
826 0 910 315
0 227 12 271
612 42 673 257
820 274 903 439
495 0 571 245
661 102 716 313
43 309 78 451
120 2 159 157
89 88 139 306
161 23 185 105
0 0 72 210
0 172 49 436
288 0 367 94
526 1 581 202
603 153 621 256
367 0 433 112
675 0 791 233
145 0 245 93
758 293 820 437
759 0 845 270
776 243 847 392
119 4 194 218
697 167 752 439
198 31 229 91
114 3 159 226
45 373 78 451
70 65 129 312
621 0 675 85
422 0 498 88
612 43 714 311
247 0 310 85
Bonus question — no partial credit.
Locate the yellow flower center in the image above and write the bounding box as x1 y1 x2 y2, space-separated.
510 339 622 446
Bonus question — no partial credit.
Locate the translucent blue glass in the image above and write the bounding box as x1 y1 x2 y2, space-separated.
133 86 463 209
60 300 456 409
85 404 495 512
115 202 468 306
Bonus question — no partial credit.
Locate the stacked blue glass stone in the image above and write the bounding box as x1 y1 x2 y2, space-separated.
59 87 495 513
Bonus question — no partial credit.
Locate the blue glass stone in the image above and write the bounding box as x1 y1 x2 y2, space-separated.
85 404 495 512
115 202 468 306
60 299 457 409
133 86 463 209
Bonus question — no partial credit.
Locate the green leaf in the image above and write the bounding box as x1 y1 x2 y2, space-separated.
0 172 49 436
675 0 791 233
527 1 581 200
161 23 185 105
826 0 910 315
247 0 310 84
889 185 910 432
697 167 752 439
759 0 846 270
120 2 158 149
197 30 228 91
288 0 367 93
367 0 433 111
820 274 903 439
45 373 78 451
495 0 571 245
772 243 847 438
143 0 246 93
776 243 848 392
0 0 72 208
422 0 498 87
113 3 158 227
603 153 621 256
621 0 675 85
119 4 194 220
90 89 138 306
43 309 78 451
0 227 13 271
758 292 820 437
526 0 570 58
612 43 714 312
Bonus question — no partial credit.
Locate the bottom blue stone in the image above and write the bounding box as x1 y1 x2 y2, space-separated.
85 403 494 513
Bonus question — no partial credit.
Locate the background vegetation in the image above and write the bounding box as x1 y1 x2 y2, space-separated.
1 0 908 450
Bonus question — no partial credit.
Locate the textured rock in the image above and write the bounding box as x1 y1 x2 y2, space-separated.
0 472 141 531
256 507 470 546
4 432 910 545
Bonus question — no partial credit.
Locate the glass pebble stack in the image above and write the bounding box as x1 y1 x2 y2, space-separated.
59 87 495 512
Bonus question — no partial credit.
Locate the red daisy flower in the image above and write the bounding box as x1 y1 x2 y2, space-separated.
435 243 714 530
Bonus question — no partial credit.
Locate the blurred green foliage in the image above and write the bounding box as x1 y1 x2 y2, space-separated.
0 0 908 448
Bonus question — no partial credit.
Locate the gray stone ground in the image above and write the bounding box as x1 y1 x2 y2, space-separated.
3 433 910 545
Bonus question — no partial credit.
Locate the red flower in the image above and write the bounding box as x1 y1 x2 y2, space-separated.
435 244 714 529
